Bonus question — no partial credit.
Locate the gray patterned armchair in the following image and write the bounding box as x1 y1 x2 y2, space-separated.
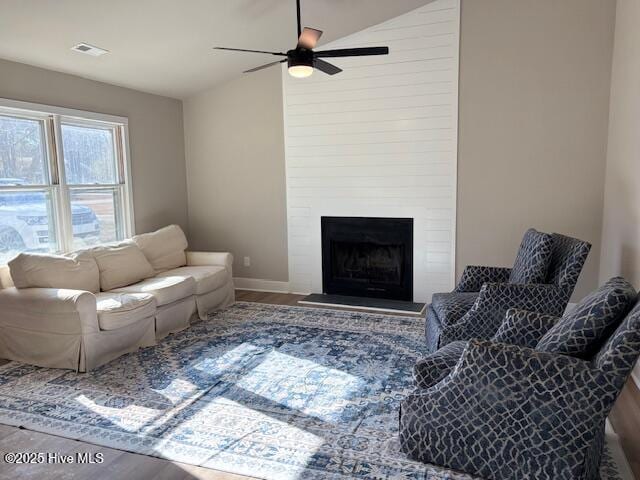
425 230 591 352
400 277 639 480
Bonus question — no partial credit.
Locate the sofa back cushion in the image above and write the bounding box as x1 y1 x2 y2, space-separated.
8 252 100 293
133 224 187 273
536 277 637 358
509 228 554 284
90 242 155 291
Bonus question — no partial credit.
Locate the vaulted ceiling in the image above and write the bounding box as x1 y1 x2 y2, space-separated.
0 0 434 99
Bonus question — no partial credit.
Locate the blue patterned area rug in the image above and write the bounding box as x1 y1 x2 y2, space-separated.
0 303 630 479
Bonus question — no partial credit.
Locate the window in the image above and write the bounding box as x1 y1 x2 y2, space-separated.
0 100 133 264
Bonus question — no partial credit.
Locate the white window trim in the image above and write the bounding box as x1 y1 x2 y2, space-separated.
0 97 135 255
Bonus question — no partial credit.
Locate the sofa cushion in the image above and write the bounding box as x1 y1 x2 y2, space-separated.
536 277 637 358
133 225 188 273
156 265 229 295
431 292 479 327
8 251 100 293
509 228 554 284
112 275 196 306
90 242 154 291
95 292 156 331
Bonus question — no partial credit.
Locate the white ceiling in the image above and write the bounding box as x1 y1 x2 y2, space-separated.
0 0 434 99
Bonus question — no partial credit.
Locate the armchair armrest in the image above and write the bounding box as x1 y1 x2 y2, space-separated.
441 282 567 344
0 287 98 334
400 340 609 479
413 341 467 389
491 308 560 348
186 251 233 273
454 265 511 292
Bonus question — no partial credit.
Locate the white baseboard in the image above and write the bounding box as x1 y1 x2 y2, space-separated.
233 277 290 293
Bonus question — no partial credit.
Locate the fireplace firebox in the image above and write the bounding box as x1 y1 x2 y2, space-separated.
321 217 413 301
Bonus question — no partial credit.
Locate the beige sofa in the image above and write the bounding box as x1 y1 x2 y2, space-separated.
0 225 234 372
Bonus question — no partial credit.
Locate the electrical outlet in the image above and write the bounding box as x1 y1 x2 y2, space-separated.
243 256 251 267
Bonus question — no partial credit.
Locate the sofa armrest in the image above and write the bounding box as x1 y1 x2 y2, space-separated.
186 251 233 273
0 287 98 334
454 266 512 292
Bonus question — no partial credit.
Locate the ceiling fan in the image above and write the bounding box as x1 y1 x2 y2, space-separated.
214 0 389 78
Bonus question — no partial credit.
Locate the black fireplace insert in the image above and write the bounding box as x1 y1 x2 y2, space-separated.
321 216 413 301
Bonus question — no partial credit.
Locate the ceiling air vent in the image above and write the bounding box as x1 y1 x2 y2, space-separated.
71 43 109 57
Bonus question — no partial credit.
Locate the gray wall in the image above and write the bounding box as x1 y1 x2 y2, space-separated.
183 0 616 295
183 67 288 281
456 0 615 299
600 0 640 289
0 58 188 235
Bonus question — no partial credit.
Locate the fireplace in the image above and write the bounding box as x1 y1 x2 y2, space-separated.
321 217 413 301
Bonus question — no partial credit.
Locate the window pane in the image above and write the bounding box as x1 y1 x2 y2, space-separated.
0 190 57 264
61 124 117 185
70 189 121 248
0 115 47 185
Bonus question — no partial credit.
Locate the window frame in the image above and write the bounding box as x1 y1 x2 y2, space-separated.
0 98 135 259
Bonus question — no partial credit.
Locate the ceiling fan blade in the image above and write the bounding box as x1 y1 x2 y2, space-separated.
314 46 389 58
314 59 342 75
298 27 323 49
214 47 287 56
244 59 287 73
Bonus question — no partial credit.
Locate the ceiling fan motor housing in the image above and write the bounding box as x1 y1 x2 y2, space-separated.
287 48 314 69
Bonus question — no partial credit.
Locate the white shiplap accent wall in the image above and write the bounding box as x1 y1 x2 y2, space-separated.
282 0 460 302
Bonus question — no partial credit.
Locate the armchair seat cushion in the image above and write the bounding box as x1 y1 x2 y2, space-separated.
431 292 478 327
112 275 195 307
156 265 229 295
96 292 156 331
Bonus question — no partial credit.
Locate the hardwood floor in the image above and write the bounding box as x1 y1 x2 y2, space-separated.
236 289 307 306
610 379 640 479
0 290 638 479
235 290 424 318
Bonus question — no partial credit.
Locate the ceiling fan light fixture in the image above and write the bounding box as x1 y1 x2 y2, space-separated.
287 49 314 78
289 64 313 78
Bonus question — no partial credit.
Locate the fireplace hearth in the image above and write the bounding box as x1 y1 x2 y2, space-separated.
321 217 413 301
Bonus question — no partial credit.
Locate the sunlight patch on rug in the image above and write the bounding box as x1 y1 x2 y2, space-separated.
75 394 162 433
235 349 363 421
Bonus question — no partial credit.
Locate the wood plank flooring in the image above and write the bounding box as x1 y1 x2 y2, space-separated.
0 290 637 479
610 379 640 479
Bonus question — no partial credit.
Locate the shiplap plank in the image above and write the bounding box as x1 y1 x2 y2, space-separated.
287 105 452 126
287 152 454 167
288 174 453 188
289 62 454 90
287 130 454 148
286 93 455 116
287 117 453 137
287 81 453 105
